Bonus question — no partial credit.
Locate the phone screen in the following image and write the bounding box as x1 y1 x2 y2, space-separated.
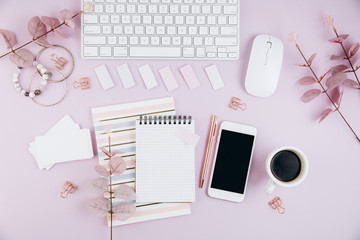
210 129 255 194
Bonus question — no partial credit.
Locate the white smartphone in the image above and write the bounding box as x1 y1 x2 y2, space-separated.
207 121 257 202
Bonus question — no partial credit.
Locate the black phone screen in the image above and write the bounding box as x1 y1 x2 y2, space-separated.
210 129 255 194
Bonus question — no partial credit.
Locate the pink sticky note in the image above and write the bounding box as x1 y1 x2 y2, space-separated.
179 64 200 90
176 127 200 146
159 66 179 92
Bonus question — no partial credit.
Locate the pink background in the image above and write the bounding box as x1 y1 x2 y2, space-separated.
1 0 360 239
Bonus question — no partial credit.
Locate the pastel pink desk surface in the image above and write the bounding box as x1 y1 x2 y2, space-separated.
1 0 360 239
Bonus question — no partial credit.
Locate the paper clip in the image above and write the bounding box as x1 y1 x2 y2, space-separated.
50 54 68 70
268 196 286 214
60 181 77 198
229 97 247 111
73 77 90 90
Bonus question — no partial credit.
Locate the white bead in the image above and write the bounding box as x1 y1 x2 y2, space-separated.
21 90 26 95
13 72 19 78
14 83 20 88
29 92 35 98
40 68 47 74
33 61 38 66
37 64 43 70
16 68 21 73
13 77 18 82
16 87 22 92
42 74 49 80
41 80 47 86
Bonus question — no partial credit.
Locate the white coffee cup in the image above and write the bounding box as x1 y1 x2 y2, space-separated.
265 146 308 194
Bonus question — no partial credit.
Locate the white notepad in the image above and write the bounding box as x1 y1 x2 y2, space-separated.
136 116 195 203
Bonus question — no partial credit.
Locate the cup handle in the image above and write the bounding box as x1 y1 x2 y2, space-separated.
265 179 276 194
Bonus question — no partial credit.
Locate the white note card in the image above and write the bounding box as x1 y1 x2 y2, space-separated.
204 64 225 90
116 63 136 89
95 64 115 90
138 64 158 89
136 117 195 203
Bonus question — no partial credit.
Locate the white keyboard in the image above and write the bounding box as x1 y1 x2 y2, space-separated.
81 0 240 60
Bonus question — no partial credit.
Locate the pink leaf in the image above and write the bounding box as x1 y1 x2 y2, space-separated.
307 53 317 65
349 42 360 58
35 37 51 48
113 185 136 201
326 72 347 90
28 16 47 40
112 203 136 221
59 9 75 29
54 30 67 39
88 198 110 217
330 64 348 74
95 165 110 177
109 157 126 176
41 16 60 29
88 177 108 193
331 86 343 105
329 34 349 43
0 29 16 49
330 55 346 60
344 79 359 88
99 147 122 158
319 108 333 123
299 76 316 85
9 49 34 68
301 89 321 103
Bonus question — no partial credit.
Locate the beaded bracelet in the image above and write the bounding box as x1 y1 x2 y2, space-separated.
13 61 51 98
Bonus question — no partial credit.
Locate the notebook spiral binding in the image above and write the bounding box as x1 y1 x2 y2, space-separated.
139 115 192 125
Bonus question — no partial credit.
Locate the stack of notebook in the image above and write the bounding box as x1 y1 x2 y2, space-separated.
91 97 196 226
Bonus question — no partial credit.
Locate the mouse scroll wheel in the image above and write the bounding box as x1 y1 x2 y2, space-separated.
266 41 272 49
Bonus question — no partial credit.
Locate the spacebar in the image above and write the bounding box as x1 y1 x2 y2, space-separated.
130 47 181 57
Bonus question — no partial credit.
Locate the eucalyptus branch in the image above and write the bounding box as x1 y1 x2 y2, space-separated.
295 43 360 142
0 10 83 59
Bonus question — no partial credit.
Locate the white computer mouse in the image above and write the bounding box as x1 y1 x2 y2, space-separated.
245 34 284 97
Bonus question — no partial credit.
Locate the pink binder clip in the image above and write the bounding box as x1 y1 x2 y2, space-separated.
229 97 247 111
73 77 90 90
268 196 286 214
60 181 77 198
50 54 68 70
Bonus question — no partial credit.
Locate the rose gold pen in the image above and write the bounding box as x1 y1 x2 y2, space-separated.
200 115 217 188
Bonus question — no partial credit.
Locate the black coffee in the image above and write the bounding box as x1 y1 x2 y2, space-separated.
270 150 301 182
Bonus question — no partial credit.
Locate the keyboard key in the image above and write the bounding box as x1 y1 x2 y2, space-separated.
102 25 112 34
220 27 237 35
135 26 144 34
99 15 109 23
151 37 160 45
84 36 106 44
108 36 117 44
116 5 125 13
224 5 237 14
130 36 139 45
105 4 114 13
114 26 123 34
130 47 181 57
110 15 120 23
140 37 149 45
215 37 237 46
196 48 205 57
84 26 101 34
229 16 237 25
114 47 128 57
94 4 104 12
118 36 128 44
100 47 112 56
83 47 98 56
183 48 195 57
124 26 133 34
83 15 98 23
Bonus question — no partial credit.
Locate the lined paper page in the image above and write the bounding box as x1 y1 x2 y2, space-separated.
91 97 191 226
136 119 195 202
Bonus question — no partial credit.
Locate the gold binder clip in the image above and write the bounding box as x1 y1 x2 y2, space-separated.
60 181 77 198
50 54 68 70
73 77 90 90
230 97 247 111
268 196 286 214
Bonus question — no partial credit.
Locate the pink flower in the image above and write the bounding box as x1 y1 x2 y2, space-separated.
288 32 298 43
325 15 334 28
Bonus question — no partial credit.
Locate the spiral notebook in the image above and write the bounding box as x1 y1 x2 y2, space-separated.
91 97 191 226
136 115 196 203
